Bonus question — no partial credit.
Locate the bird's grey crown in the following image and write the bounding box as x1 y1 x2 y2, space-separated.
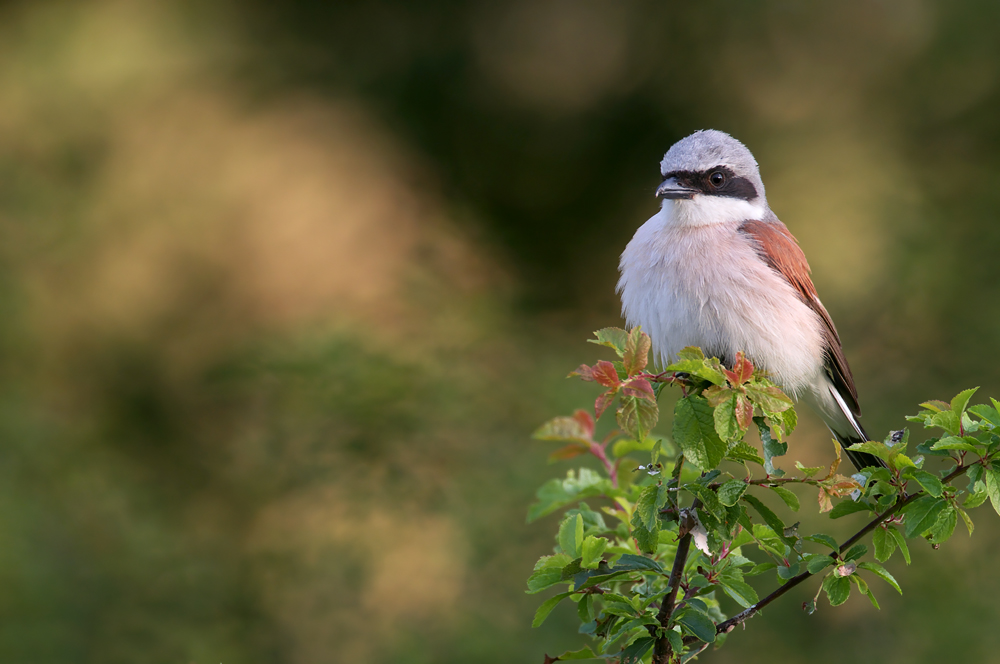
660 129 767 203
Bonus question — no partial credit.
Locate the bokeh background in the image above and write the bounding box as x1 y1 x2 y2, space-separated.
2 1 1000 662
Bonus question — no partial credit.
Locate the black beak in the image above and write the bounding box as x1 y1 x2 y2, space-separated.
656 176 697 200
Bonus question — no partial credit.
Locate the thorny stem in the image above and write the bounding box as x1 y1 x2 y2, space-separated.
684 460 974 645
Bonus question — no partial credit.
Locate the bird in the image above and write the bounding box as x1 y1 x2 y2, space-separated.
617 129 881 470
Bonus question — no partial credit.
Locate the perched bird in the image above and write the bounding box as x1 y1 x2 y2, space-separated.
617 129 880 470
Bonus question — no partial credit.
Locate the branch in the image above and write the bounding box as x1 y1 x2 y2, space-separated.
651 497 701 664
682 461 972 645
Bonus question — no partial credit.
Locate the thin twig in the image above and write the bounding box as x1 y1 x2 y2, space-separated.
651 497 702 664
682 461 972 645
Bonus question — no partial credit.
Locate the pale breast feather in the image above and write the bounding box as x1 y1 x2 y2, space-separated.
737 218 862 417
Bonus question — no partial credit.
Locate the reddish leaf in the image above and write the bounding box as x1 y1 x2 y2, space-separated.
622 377 655 400
733 351 755 384
735 394 754 430
594 391 615 420
592 360 621 388
533 413 594 443
721 368 740 385
572 409 595 439
817 487 833 513
623 328 652 376
548 443 590 462
569 363 595 381
703 385 733 408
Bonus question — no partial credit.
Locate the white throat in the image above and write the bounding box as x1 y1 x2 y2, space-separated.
668 195 766 227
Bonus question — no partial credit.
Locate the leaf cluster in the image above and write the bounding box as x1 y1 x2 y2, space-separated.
529 329 1000 663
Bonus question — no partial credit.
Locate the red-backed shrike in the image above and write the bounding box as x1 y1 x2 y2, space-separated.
618 130 880 470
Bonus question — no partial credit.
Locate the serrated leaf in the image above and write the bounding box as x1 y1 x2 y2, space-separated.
581 535 608 569
548 443 590 462
633 484 666 532
887 527 910 564
552 646 600 660
744 384 794 413
746 561 777 576
957 507 974 535
617 395 658 443
533 410 595 443
718 479 748 507
823 575 851 606
727 441 765 465
768 485 800 511
926 506 957 544
858 561 902 594
829 500 872 519
589 328 629 357
675 607 716 643
558 514 584 558
756 417 787 477
526 553 573 593
872 527 896 563
806 555 835 573
908 469 944 497
532 591 573 627
804 533 839 550
969 404 1000 426
621 377 655 400
951 387 979 417
795 461 823 478
713 393 743 442
986 467 1000 517
903 495 948 538
620 637 655 664
964 489 988 509
847 441 893 462
930 436 979 452
742 494 794 546
718 575 759 608
843 543 867 562
673 396 726 471
664 357 726 385
623 328 651 376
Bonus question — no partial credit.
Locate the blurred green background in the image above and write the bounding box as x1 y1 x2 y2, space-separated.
1 1 1000 662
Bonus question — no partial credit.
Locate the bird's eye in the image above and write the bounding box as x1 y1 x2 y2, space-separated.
709 171 726 187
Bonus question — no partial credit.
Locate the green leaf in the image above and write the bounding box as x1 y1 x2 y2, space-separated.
858 561 902 594
612 554 665 573
969 404 1000 426
673 396 726 471
617 395 659 444
559 514 584 558
986 467 1000 517
806 555 835 574
663 357 726 385
744 384 794 413
872 527 896 563
527 468 612 522
581 535 608 569
795 461 824 478
847 441 892 462
768 485 800 511
588 328 629 357
926 506 957 544
888 527 910 564
908 470 944 497
829 500 872 519
746 562 778 576
951 387 980 417
742 494 794 546
823 575 851 606
526 553 573 593
713 393 743 442
903 495 949 538
718 479 748 507
718 574 759 608
756 417 787 477
843 543 868 562
930 436 979 452
532 591 572 627
633 484 667 532
964 489 988 509
551 646 600 660
620 637 655 664
957 507 975 535
675 607 716 643
804 533 839 550
727 441 765 465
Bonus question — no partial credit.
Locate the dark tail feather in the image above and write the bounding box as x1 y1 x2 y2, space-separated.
830 423 887 471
